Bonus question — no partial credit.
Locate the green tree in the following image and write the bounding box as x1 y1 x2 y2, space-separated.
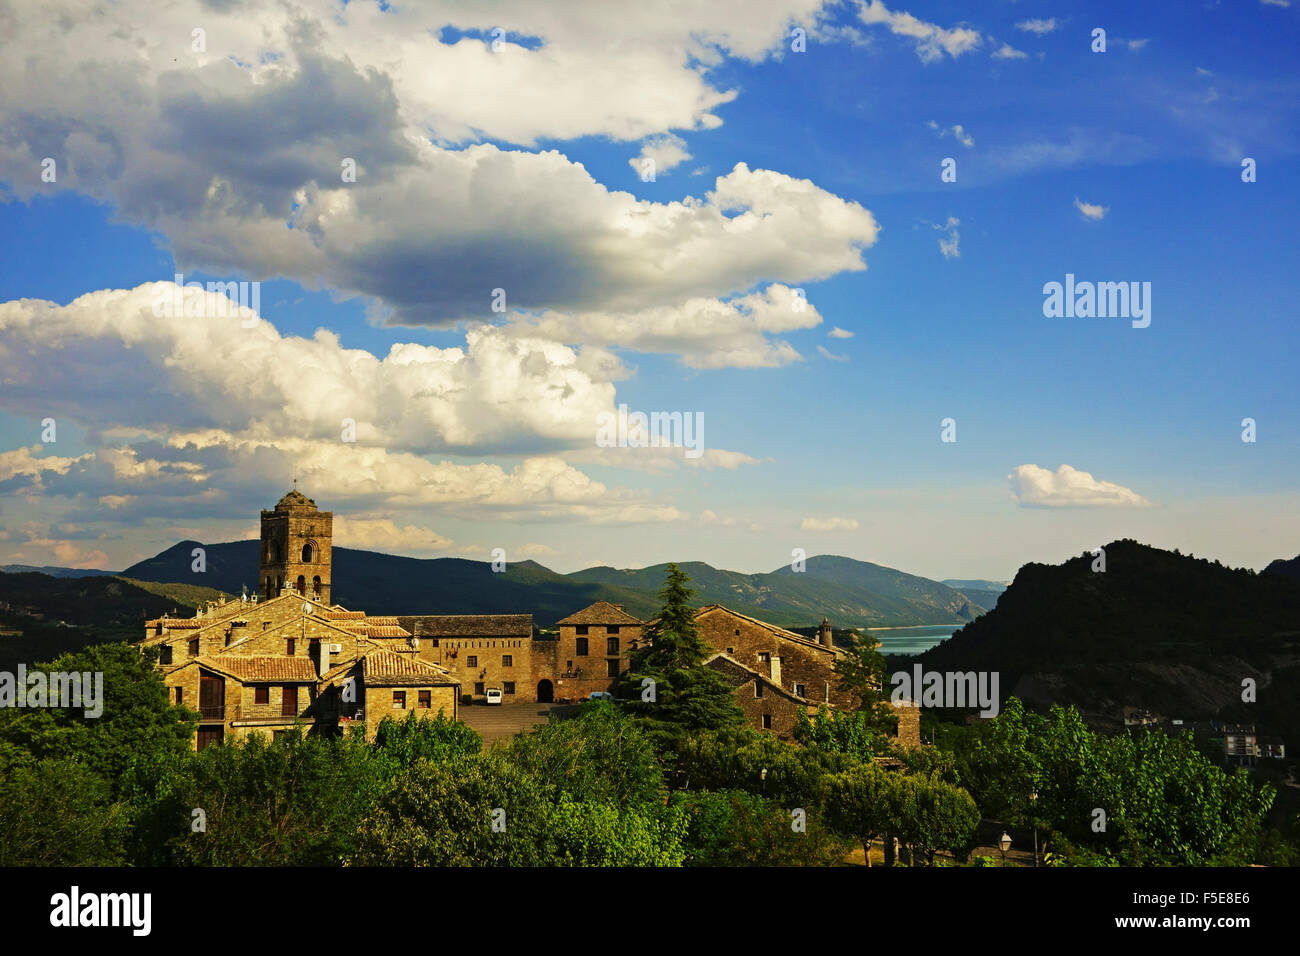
506 701 665 808
372 708 482 772
674 789 852 866
955 698 1275 866
139 731 387 866
834 630 893 719
352 751 686 866
0 756 130 866
620 562 744 751
0 642 196 796
822 762 893 865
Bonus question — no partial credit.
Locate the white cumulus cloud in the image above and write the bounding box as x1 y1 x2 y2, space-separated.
1008 464 1151 508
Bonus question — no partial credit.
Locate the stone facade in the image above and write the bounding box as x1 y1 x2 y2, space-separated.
398 615 534 702
551 601 645 701
694 604 853 710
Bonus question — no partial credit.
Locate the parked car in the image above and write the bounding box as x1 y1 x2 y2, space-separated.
485 688 503 705
588 691 615 701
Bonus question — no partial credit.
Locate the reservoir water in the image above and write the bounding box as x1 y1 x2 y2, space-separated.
868 624 962 656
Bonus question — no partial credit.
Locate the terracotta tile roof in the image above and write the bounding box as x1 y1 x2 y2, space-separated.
363 649 456 686
351 625 412 638
555 601 644 627
362 616 400 626
204 656 319 683
320 610 366 620
398 614 533 638
145 619 203 629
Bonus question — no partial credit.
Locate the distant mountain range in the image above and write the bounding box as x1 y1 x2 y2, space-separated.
922 540 1300 743
116 540 988 628
0 569 231 670
0 565 120 578
941 579 1007 611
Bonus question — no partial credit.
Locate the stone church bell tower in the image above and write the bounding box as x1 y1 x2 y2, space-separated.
260 487 332 604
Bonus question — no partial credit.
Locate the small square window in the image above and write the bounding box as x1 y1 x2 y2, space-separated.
794 683 806 698
758 652 770 664
418 691 431 709
502 654 513 667
474 682 485 695
504 682 516 694
726 647 734 655
609 625 620 634
576 625 589 635
255 686 269 705
735 628 741 636
393 691 406 709
467 655 478 667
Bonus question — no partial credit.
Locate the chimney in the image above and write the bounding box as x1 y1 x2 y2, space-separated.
318 640 331 676
819 617 833 649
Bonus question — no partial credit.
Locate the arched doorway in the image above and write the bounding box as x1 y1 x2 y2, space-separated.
536 679 554 703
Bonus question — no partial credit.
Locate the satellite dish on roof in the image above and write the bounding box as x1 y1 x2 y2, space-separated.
303 602 313 615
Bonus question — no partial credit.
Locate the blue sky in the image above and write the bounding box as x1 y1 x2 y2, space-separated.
1 0 1297 583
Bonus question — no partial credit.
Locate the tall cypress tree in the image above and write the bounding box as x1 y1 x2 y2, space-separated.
620 563 744 747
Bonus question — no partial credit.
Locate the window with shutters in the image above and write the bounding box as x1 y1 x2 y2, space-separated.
392 691 406 710
474 682 485 695
255 686 269 705
576 625 589 635
160 645 173 665
576 638 588 656
286 638 295 656
606 658 619 678
606 637 619 655
188 637 199 657
418 691 431 709
281 686 297 716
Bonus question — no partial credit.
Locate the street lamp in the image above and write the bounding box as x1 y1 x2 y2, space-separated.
1029 788 1039 868
998 831 1012 867
760 767 768 795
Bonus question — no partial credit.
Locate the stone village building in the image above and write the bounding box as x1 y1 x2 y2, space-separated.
141 490 918 750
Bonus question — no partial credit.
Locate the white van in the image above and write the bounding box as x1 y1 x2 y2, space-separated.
485 688 503 705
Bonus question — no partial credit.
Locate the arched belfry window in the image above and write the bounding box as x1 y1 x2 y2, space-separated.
301 542 314 563
267 540 279 562
313 576 322 596
296 575 306 595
